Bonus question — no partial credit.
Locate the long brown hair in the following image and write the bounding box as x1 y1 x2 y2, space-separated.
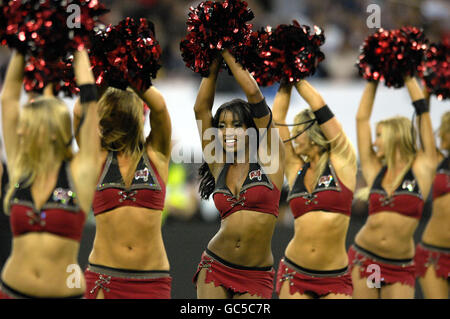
98 87 145 183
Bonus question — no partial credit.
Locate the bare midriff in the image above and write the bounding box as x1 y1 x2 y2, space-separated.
1 233 85 297
422 193 450 248
207 210 277 268
285 211 350 270
89 206 169 271
355 211 419 259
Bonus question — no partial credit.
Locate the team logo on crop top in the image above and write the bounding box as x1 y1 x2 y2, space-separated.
402 180 416 192
134 167 149 182
249 169 262 181
318 175 333 188
52 188 73 204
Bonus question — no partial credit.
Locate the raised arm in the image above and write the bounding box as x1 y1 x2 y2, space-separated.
71 49 101 213
221 49 284 185
405 76 437 165
295 80 355 157
295 79 356 189
273 82 302 181
355 81 382 186
43 83 54 97
1 51 25 165
73 85 107 147
422 87 443 161
221 49 267 125
138 87 172 160
73 98 82 146
194 56 222 175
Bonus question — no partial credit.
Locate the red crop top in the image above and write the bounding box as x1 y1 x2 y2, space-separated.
212 162 281 219
368 166 424 219
93 151 166 215
9 162 86 242
288 162 353 219
433 157 450 200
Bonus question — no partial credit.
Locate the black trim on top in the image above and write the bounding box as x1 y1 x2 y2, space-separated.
287 161 342 202
212 161 273 198
370 166 422 199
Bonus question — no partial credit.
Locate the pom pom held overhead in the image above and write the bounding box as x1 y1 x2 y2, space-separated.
90 17 162 92
235 20 325 86
356 26 428 88
180 0 254 77
418 40 449 101
0 0 109 60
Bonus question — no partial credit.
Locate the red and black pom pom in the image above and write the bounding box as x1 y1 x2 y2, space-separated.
0 0 108 96
180 0 254 77
231 29 272 86
234 21 325 86
0 0 108 60
90 18 162 92
418 40 449 101
23 56 79 97
357 26 428 88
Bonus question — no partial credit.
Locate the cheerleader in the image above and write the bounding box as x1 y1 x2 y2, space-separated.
0 49 100 298
193 50 284 299
415 108 450 299
273 80 356 299
75 78 173 299
350 77 437 298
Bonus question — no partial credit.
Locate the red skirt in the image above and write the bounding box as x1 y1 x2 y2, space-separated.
275 256 353 297
84 263 172 299
348 244 416 288
414 242 450 279
193 249 275 299
0 283 13 299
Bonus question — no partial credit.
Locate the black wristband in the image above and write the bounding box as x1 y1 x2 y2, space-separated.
412 99 429 116
79 84 98 104
249 98 270 118
313 105 334 125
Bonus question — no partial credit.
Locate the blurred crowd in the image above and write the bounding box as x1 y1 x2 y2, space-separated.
101 0 449 81
0 0 449 84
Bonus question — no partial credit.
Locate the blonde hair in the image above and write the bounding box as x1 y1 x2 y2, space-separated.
378 116 416 170
4 96 73 213
356 116 417 201
292 109 329 186
98 87 145 183
291 109 355 186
